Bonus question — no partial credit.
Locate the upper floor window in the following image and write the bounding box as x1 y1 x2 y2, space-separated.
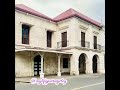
93 36 97 49
47 31 52 47
62 32 67 47
81 32 85 47
22 24 30 44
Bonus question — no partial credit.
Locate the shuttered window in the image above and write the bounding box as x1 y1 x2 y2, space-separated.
62 32 67 47
22 25 30 44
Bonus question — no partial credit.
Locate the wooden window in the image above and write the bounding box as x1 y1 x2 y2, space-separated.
81 32 85 47
47 31 52 47
62 32 67 47
22 25 30 44
63 58 68 68
94 36 97 49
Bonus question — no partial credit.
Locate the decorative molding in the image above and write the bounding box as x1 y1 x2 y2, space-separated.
93 31 99 35
74 46 90 51
20 22 34 26
56 18 71 24
59 25 69 30
81 29 86 33
45 28 56 32
79 25 88 30
90 49 102 53
92 25 101 30
75 16 90 26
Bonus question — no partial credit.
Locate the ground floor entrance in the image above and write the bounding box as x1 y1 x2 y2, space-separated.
92 55 98 73
15 48 105 77
34 55 41 76
79 53 86 74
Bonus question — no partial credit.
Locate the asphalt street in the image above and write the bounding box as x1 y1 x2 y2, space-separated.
15 74 105 90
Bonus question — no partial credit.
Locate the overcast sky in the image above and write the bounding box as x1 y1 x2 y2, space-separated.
15 0 105 25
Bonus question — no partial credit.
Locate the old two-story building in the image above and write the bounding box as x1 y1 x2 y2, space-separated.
15 4 105 78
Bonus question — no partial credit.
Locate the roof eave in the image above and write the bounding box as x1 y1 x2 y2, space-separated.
15 6 102 28
15 6 53 21
54 15 102 28
75 15 102 28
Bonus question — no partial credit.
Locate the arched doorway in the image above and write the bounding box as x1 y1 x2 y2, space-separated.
79 53 86 74
34 55 41 76
92 55 98 73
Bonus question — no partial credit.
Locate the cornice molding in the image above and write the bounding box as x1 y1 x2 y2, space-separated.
59 25 69 30
79 25 88 30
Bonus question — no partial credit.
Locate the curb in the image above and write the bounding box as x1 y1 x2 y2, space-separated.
15 74 104 83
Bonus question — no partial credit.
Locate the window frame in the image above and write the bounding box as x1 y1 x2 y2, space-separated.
61 32 67 47
47 31 52 47
22 24 30 44
63 58 69 68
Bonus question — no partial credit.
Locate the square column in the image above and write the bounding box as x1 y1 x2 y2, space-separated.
99 55 105 74
56 54 62 76
70 52 79 75
40 55 44 78
86 60 93 74
86 52 93 74
38 52 45 78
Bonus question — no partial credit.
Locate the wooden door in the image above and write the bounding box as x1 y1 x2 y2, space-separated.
34 55 41 76
93 56 97 73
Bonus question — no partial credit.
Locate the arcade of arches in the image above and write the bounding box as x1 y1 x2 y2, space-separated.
15 51 104 78
78 53 100 74
34 53 101 76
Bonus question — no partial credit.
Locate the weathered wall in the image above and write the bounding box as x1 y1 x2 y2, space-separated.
15 9 105 77
60 55 70 74
15 10 56 48
72 17 104 49
15 51 70 77
15 52 33 77
43 53 58 75
69 48 105 75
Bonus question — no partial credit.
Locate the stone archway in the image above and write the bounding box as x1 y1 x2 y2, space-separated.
92 54 99 73
78 53 88 74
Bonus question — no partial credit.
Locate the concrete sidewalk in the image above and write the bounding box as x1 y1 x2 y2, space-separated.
15 73 104 83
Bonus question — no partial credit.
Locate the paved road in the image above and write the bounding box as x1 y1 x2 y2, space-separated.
15 74 105 90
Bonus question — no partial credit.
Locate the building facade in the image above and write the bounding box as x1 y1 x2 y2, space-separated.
15 4 105 78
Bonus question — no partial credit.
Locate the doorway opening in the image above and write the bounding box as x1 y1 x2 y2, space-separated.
79 53 86 74
34 55 41 76
92 55 98 73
